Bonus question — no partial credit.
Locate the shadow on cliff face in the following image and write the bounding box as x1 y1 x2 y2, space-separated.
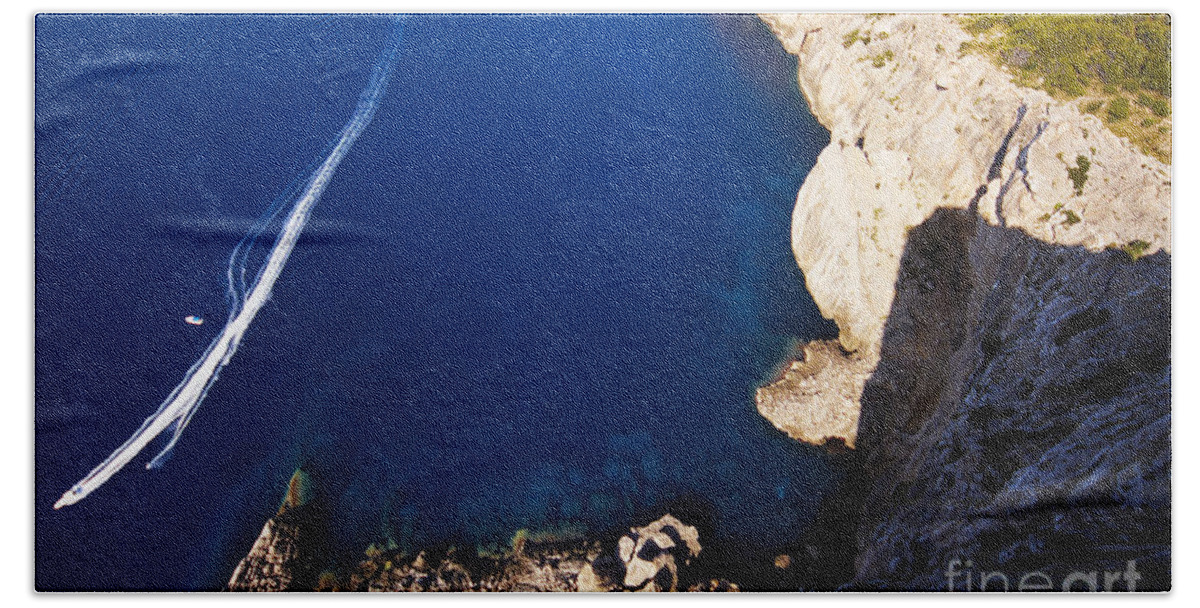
819 208 1170 591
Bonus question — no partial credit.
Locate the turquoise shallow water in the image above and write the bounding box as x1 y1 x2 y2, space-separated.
36 14 834 589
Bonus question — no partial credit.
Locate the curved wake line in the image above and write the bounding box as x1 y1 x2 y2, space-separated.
55 18 405 510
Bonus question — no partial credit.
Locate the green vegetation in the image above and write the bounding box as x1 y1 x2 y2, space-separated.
1039 201 1082 228
1120 239 1152 261
1107 96 1130 122
844 28 880 48
1039 202 1064 222
843 29 860 48
1067 155 1090 196
507 525 585 557
1137 92 1170 117
961 14 1171 164
871 49 895 68
962 14 1169 97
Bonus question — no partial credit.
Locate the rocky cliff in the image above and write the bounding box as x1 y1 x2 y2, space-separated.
758 14 1170 590
757 13 1170 448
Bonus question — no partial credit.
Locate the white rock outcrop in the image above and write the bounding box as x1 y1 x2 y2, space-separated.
755 340 872 449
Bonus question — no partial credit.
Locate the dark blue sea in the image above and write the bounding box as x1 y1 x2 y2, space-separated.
35 14 834 590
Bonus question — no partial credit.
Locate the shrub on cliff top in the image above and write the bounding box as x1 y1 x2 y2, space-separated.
1121 239 1152 261
1137 92 1171 117
963 14 1170 98
1107 96 1131 123
963 14 1171 164
1067 155 1090 196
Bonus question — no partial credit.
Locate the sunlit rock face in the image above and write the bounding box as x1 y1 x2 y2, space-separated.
756 340 872 448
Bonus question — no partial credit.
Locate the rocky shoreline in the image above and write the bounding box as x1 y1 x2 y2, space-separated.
227 473 740 592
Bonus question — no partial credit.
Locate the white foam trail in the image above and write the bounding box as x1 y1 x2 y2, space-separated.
55 20 404 509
